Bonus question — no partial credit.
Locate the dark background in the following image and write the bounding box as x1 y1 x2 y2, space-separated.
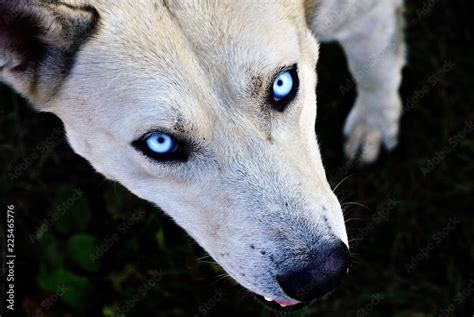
1 0 473 316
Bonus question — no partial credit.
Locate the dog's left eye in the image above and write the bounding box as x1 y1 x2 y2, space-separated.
133 132 188 162
271 66 299 110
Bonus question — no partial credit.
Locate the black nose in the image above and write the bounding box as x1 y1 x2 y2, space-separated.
277 240 351 302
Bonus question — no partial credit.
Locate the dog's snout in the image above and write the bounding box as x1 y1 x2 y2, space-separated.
276 240 350 302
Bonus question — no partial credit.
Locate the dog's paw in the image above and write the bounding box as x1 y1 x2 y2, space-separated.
343 96 401 164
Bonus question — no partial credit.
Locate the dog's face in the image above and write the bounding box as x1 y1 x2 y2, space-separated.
1 0 349 310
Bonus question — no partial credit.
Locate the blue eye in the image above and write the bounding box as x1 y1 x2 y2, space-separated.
133 131 188 162
271 67 299 111
146 133 176 154
273 70 294 101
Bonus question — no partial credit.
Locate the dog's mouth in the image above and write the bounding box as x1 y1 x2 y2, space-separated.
253 294 309 312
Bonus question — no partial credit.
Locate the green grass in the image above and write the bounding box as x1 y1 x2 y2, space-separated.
1 1 473 316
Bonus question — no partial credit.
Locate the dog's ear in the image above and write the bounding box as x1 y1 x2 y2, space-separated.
0 0 99 106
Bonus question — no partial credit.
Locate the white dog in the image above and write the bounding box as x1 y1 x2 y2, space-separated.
0 0 405 311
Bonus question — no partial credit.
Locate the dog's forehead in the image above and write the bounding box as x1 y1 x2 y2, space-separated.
163 1 302 68
62 1 303 134
95 0 302 91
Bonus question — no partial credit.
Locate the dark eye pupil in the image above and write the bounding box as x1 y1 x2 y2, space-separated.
277 79 283 86
158 137 165 143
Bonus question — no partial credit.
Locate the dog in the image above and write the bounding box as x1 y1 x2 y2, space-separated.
0 0 405 311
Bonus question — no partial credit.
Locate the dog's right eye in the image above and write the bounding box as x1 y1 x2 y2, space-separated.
132 132 188 162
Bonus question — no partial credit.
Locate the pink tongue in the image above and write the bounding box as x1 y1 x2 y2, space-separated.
275 300 299 307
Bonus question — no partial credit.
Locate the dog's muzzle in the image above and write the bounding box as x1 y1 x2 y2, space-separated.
254 240 350 311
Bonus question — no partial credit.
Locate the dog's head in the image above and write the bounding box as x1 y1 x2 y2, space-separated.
1 0 349 310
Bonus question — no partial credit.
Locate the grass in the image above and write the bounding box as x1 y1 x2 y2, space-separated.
0 0 473 316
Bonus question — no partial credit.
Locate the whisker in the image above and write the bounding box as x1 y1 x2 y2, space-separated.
237 288 253 305
341 201 371 211
212 273 233 286
199 260 220 266
338 192 353 205
197 254 213 261
332 173 355 193
348 237 365 243
344 218 365 223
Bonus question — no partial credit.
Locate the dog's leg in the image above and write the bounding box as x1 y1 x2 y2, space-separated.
338 2 406 163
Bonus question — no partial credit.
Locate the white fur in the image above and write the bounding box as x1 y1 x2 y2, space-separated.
1 0 404 301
